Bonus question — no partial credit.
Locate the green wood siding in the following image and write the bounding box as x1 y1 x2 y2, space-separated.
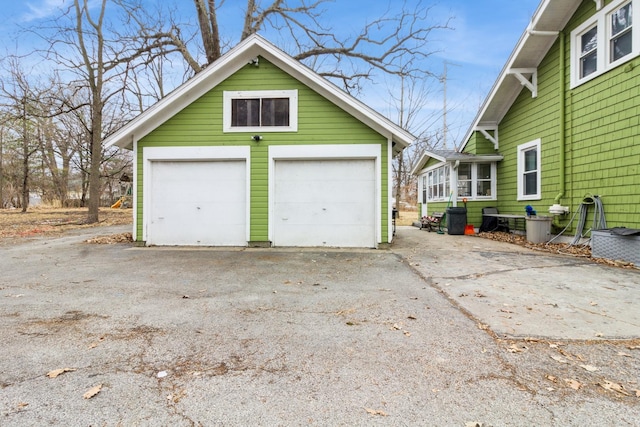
487 0 640 231
464 131 497 155
136 57 390 242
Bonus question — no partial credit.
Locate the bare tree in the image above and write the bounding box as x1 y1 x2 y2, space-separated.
129 1 450 91
0 59 50 212
38 0 159 221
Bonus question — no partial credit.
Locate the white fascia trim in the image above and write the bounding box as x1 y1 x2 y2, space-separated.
222 89 298 133
387 138 393 243
132 138 138 241
142 146 251 243
268 144 382 245
508 68 538 98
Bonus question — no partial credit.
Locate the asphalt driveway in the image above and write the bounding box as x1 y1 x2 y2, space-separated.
1 225 638 426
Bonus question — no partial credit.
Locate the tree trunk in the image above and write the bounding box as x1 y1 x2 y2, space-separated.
21 101 29 213
87 103 102 222
0 128 4 209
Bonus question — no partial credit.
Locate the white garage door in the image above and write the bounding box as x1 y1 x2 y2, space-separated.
147 160 246 246
273 159 376 247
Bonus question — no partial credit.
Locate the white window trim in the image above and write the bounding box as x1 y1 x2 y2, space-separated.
517 139 541 201
455 163 497 201
424 164 450 202
223 90 298 133
422 162 497 202
570 0 639 88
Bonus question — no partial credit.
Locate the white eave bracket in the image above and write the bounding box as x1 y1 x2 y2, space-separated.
508 68 538 98
594 0 603 11
476 126 499 150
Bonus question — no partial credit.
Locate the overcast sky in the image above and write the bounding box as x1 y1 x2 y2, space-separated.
0 0 541 147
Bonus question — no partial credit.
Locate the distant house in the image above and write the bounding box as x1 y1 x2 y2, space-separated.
104 34 414 247
413 0 639 233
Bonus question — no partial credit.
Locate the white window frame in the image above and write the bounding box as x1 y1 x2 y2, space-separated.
455 162 497 200
223 90 298 133
517 139 541 201
473 162 496 200
571 0 639 88
425 164 450 202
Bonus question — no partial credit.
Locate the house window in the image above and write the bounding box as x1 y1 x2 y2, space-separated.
457 163 472 198
426 165 450 201
580 25 598 78
517 139 541 200
476 163 493 197
571 0 638 87
223 90 298 132
457 162 495 199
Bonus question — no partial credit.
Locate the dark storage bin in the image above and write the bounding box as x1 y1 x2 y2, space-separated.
446 207 467 235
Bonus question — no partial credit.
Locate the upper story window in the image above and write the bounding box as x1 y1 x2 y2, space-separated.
571 0 638 87
223 90 298 132
517 139 541 201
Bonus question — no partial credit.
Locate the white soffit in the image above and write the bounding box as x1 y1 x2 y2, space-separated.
465 1 582 145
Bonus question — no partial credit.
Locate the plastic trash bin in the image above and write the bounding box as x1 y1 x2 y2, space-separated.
446 207 467 235
525 216 552 243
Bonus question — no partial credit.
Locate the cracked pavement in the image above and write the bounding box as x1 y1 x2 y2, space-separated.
0 225 638 426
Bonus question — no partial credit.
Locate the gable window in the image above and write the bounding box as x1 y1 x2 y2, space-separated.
571 0 638 87
517 139 541 201
224 90 298 132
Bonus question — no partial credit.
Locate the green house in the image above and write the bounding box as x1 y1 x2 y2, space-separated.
104 35 414 248
413 0 639 236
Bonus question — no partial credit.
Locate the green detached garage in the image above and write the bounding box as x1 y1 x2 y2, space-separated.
104 34 414 248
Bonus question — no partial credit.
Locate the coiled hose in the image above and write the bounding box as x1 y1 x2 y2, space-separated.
570 195 606 246
547 195 606 246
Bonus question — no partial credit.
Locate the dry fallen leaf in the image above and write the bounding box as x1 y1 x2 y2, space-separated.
617 352 632 358
477 323 489 331
634 389 640 398
579 364 599 372
550 355 569 364
564 379 583 390
507 344 527 353
365 408 388 417
83 384 103 399
598 380 629 396
47 368 77 378
546 375 557 383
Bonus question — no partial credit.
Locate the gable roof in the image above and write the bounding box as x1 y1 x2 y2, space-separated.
410 150 504 176
460 0 582 151
104 34 415 153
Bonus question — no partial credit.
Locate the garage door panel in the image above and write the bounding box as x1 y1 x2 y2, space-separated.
147 161 246 246
273 159 376 247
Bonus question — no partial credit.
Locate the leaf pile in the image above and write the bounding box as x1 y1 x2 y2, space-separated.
476 231 636 269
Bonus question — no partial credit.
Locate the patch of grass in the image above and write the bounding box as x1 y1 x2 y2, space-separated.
0 207 132 241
